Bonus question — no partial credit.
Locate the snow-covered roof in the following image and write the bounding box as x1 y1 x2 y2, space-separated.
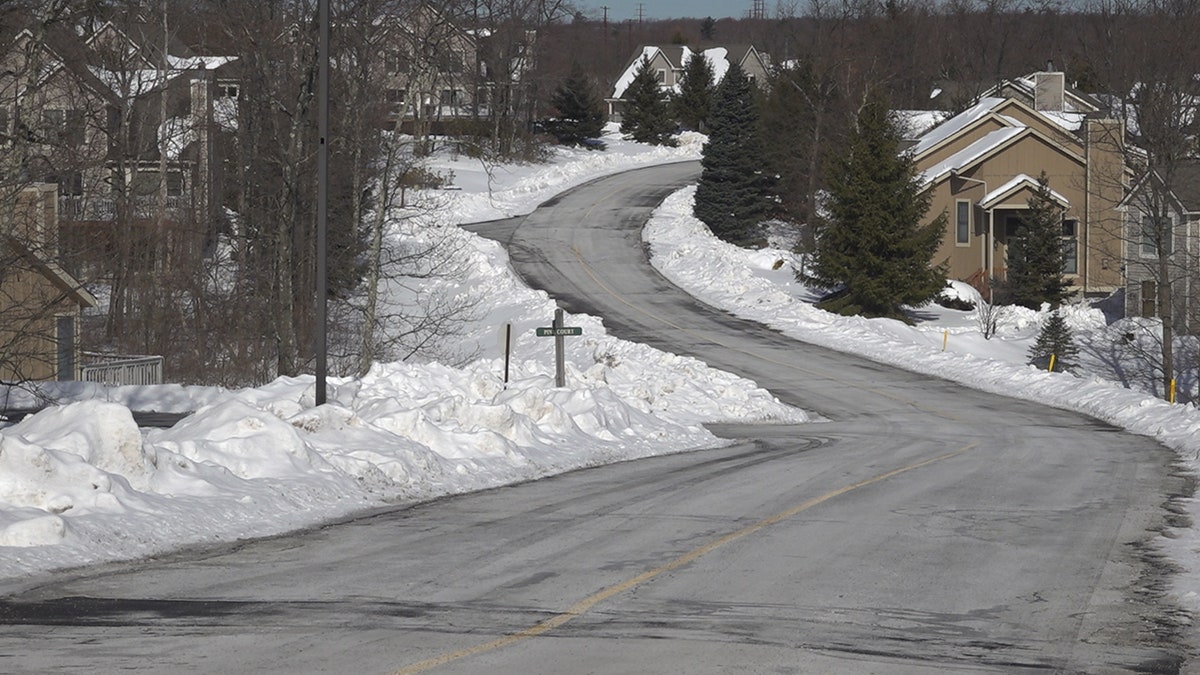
919 126 1026 186
88 53 237 98
609 45 744 99
167 55 237 71
999 74 1097 114
980 173 1070 209
894 109 951 139
909 97 1007 157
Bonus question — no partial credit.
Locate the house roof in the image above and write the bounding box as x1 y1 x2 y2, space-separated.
980 173 1070 210
1173 161 1200 211
3 236 97 309
986 73 1099 114
1122 160 1200 214
609 43 764 99
919 126 1026 186
909 97 1007 157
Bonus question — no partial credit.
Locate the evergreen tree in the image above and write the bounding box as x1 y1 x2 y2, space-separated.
806 91 946 321
548 61 605 147
700 16 716 40
1003 172 1070 309
619 57 676 146
1028 310 1079 372
693 63 776 245
672 50 714 132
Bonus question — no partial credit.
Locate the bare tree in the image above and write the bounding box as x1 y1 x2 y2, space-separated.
1079 0 1200 400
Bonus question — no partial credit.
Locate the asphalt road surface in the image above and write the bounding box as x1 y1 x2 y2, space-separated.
0 161 1191 673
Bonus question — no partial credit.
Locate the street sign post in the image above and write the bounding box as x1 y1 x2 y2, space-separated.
537 309 582 387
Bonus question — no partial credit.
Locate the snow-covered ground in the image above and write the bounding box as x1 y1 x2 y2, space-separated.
2 125 1200 625
0 128 807 579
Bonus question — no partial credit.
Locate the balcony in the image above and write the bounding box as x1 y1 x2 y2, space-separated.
59 195 189 222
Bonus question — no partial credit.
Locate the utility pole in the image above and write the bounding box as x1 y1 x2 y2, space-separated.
637 2 644 25
315 0 329 406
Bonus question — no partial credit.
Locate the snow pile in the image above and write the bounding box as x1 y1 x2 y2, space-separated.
0 136 799 579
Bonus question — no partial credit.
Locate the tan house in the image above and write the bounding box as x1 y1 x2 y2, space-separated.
1 183 97 382
909 71 1126 299
606 44 770 122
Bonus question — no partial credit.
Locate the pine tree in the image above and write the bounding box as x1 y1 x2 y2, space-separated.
693 63 776 245
1028 310 1079 372
1003 172 1069 309
548 62 606 147
806 91 946 321
619 57 676 146
672 50 714 132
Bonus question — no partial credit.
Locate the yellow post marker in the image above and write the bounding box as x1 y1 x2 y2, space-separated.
942 330 948 352
1171 378 1177 404
1048 354 1056 372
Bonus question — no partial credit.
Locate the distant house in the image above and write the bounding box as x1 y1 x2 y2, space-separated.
0 21 238 277
606 44 770 122
907 70 1126 300
1 184 97 382
375 2 484 131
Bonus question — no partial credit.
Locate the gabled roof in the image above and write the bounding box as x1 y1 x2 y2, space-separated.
609 43 766 99
920 126 1027 186
3 236 97 309
980 174 1070 210
986 73 1099 114
1121 160 1200 215
909 96 1007 158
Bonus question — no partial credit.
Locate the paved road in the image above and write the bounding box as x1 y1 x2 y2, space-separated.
0 162 1191 673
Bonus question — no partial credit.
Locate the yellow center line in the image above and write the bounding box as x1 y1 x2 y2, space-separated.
392 443 976 675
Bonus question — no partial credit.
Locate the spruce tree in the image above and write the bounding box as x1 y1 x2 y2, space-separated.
1004 172 1069 309
1028 310 1079 372
619 57 676 146
548 61 606 147
672 50 714 132
806 91 946 321
693 63 776 245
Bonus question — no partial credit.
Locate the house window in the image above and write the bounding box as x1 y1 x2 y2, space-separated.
166 171 184 197
386 88 406 104
439 51 464 73
1142 280 1158 318
42 109 84 146
385 50 407 74
216 82 239 99
56 316 76 381
1141 214 1174 256
955 200 971 245
655 68 666 83
47 171 84 197
0 106 8 136
1061 219 1078 274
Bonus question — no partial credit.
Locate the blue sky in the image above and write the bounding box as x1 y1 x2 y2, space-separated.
575 1 752 23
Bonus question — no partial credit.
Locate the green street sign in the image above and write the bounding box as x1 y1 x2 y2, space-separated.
536 326 583 337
